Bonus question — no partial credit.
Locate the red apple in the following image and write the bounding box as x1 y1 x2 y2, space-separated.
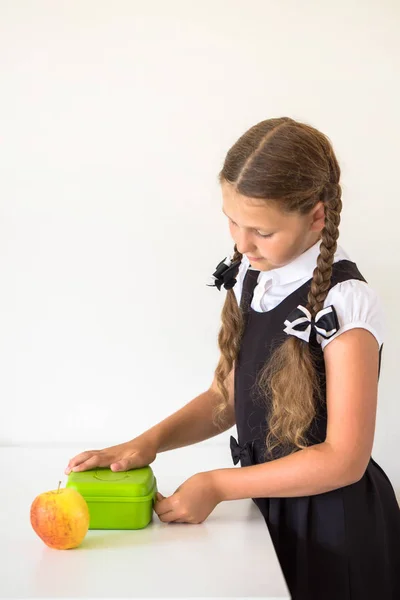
30 481 89 550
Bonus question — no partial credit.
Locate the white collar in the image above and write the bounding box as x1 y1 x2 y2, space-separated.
241 239 350 286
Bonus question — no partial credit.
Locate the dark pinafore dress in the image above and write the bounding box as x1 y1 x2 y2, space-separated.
230 259 400 600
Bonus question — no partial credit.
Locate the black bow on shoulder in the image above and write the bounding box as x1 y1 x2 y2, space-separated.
207 256 241 291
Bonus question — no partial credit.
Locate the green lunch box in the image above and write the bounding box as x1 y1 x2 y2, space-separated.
66 466 157 530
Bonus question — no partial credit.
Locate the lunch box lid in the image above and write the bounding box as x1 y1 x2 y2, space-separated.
66 466 156 500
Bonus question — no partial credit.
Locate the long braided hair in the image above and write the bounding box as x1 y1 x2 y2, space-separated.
212 117 342 459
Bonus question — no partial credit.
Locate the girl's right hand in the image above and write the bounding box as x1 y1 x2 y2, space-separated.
64 437 158 475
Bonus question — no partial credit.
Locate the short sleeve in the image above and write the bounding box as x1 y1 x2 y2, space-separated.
319 279 385 350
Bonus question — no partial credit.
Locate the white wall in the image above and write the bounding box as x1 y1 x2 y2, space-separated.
1 1 399 491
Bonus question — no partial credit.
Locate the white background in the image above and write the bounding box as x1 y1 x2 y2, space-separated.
1 0 399 495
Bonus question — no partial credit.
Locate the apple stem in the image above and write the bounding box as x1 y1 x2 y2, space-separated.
58 481 61 494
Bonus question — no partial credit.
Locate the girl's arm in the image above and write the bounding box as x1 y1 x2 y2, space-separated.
147 366 236 453
211 328 380 500
66 366 235 473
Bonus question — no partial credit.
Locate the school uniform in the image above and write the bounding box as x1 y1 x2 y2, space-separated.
212 240 400 599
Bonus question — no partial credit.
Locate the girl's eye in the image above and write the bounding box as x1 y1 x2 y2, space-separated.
229 220 273 238
256 232 273 238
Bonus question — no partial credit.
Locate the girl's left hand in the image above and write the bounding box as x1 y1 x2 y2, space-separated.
154 471 221 524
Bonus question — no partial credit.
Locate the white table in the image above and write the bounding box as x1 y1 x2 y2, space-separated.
0 443 290 599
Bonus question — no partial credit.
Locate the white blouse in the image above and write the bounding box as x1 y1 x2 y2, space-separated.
232 240 385 350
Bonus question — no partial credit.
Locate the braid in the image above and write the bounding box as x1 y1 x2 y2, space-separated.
307 183 342 317
232 243 243 263
212 243 244 428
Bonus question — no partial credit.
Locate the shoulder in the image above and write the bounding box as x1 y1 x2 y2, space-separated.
320 278 385 350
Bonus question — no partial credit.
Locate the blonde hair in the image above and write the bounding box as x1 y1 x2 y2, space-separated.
212 117 342 459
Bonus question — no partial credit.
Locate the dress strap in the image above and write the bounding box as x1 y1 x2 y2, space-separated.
239 270 259 315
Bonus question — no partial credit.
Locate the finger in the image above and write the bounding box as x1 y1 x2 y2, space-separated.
110 454 138 472
169 519 187 524
157 510 177 523
154 503 172 517
65 451 96 474
68 454 101 473
154 497 174 516
66 451 94 468
162 512 195 524
171 515 197 524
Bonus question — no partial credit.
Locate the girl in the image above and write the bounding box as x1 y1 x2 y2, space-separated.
65 117 400 599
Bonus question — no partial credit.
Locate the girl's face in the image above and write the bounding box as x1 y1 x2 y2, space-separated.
221 182 325 271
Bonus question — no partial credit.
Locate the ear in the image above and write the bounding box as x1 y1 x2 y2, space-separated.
309 201 325 233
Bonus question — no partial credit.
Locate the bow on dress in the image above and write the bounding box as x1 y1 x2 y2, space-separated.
230 436 254 467
283 304 340 343
207 255 241 291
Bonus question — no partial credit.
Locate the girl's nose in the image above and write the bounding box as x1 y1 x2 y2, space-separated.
235 232 257 256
